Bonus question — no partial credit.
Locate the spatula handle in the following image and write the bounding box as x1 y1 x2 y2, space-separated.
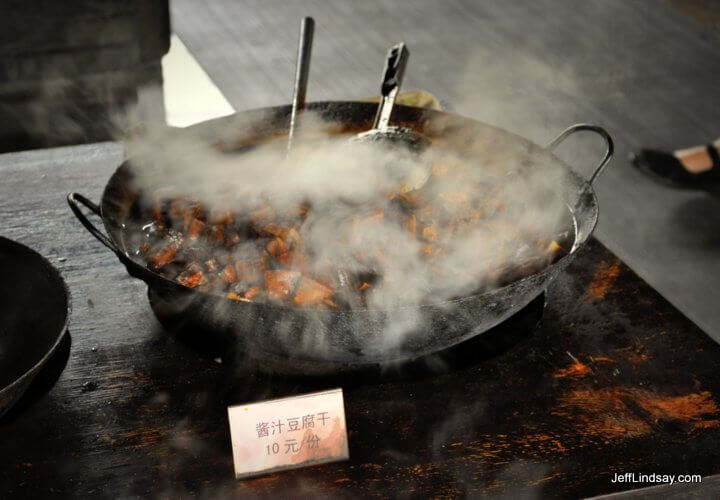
373 43 409 131
288 16 315 151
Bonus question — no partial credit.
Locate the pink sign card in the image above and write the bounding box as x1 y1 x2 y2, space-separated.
227 388 349 479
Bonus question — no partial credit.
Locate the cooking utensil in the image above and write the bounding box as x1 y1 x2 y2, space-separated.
0 237 71 416
354 43 430 152
67 101 612 373
287 16 314 151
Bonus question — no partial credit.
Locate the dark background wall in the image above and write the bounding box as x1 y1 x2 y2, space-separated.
0 0 170 152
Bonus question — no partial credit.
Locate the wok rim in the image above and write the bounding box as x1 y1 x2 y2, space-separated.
98 100 599 315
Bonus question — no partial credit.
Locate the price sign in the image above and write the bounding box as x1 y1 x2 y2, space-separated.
227 388 349 479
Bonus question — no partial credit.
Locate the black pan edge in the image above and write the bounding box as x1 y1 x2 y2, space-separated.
0 236 72 415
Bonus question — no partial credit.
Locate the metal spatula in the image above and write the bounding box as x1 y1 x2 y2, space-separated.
287 16 315 151
354 43 430 152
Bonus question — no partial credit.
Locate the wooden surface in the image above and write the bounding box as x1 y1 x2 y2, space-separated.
170 0 720 345
2 143 720 497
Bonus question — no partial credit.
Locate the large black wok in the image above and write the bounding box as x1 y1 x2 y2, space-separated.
68 101 612 372
0 237 71 416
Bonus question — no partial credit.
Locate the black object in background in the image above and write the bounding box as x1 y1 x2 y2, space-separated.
0 236 71 417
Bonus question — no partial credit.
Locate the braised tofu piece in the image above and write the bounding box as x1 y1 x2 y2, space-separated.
149 243 178 269
402 214 417 237
421 244 444 260
209 210 234 225
208 224 224 242
152 200 163 225
224 231 243 249
216 253 234 266
431 161 450 177
437 192 470 215
298 203 310 218
177 264 208 288
261 224 301 249
277 250 307 271
400 190 422 208
351 208 385 241
265 270 301 301
545 240 565 263
266 237 289 257
221 264 237 283
392 187 423 209
259 252 271 272
188 218 206 240
227 285 262 302
293 277 334 306
283 228 301 249
421 222 438 242
249 202 275 227
168 199 184 220
204 258 218 273
235 259 261 283
260 223 285 238
226 292 246 302
168 199 203 232
283 203 310 219
547 240 564 254
152 199 169 227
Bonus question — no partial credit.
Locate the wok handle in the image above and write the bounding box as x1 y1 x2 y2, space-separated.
67 193 120 254
546 124 614 185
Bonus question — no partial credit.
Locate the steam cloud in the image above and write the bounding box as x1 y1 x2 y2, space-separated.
121 99 572 353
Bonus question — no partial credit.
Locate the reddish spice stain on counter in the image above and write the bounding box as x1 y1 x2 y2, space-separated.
120 427 166 448
553 362 592 379
531 472 565 485
553 389 651 440
637 391 718 422
693 420 720 430
553 388 720 441
588 259 622 299
464 432 567 461
525 433 567 453
409 463 437 475
624 350 651 364
244 476 280 486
